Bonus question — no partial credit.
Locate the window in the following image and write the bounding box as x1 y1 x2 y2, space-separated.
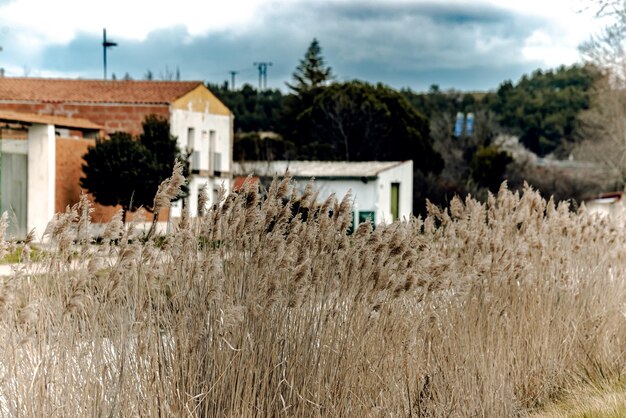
209 130 216 173
191 151 201 171
187 127 195 151
214 152 222 172
358 211 375 227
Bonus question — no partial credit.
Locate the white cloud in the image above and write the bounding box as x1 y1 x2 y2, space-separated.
522 29 580 66
0 0 269 46
0 0 609 88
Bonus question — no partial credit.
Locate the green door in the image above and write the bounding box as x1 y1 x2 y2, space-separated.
390 182 400 221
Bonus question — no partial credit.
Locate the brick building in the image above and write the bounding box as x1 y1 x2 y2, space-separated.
0 78 233 238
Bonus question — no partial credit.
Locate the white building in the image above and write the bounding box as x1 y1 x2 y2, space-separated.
234 160 414 226
585 192 626 218
0 78 234 237
167 85 234 219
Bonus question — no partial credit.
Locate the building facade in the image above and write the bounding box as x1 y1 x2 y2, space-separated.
0 78 233 237
234 160 414 226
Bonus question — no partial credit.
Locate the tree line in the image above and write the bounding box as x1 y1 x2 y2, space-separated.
80 38 609 218
210 39 604 213
213 57 599 162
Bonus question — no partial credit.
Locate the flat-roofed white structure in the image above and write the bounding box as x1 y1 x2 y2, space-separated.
234 160 413 226
585 192 626 218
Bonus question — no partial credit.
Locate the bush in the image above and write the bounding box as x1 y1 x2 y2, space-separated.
471 145 513 191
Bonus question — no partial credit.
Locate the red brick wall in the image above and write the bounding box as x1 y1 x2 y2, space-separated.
55 137 170 224
0 102 170 135
56 137 92 213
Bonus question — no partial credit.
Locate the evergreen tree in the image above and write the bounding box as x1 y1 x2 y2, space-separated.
138 115 187 204
208 83 285 133
291 81 443 174
81 115 185 222
286 38 334 94
490 64 601 156
80 132 152 222
470 145 513 192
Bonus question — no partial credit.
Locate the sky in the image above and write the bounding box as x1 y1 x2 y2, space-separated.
0 0 603 92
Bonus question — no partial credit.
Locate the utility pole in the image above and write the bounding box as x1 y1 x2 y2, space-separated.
228 70 239 90
102 28 118 80
253 62 272 90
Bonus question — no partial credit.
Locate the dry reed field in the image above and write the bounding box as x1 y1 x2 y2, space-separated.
0 166 625 417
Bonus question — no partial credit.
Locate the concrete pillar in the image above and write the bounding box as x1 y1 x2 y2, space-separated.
27 124 55 239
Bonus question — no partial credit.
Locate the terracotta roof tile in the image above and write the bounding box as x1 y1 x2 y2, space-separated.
0 110 103 130
0 78 203 104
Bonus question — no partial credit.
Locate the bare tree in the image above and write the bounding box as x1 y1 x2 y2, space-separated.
574 1 626 191
429 109 501 192
159 66 175 81
580 0 626 82
575 75 626 188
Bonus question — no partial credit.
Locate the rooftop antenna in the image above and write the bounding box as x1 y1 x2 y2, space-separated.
253 62 272 90
102 28 118 80
228 70 239 90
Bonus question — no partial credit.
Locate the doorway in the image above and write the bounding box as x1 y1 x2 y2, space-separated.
1 151 28 238
390 182 400 221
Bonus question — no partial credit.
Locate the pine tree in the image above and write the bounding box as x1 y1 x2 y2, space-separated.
287 38 333 93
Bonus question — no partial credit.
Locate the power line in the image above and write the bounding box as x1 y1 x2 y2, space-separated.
253 62 273 90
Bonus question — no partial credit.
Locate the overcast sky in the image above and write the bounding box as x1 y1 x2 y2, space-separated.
0 0 601 91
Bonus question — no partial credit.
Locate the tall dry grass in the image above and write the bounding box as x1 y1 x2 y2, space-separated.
0 171 624 417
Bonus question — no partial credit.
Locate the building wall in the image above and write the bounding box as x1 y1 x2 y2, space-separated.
27 124 55 238
171 84 234 177
0 101 170 135
56 137 93 213
376 161 413 223
55 136 169 225
176 176 231 218
287 161 413 226
288 178 376 228
170 109 232 174
169 107 233 218
0 85 233 226
171 84 231 116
